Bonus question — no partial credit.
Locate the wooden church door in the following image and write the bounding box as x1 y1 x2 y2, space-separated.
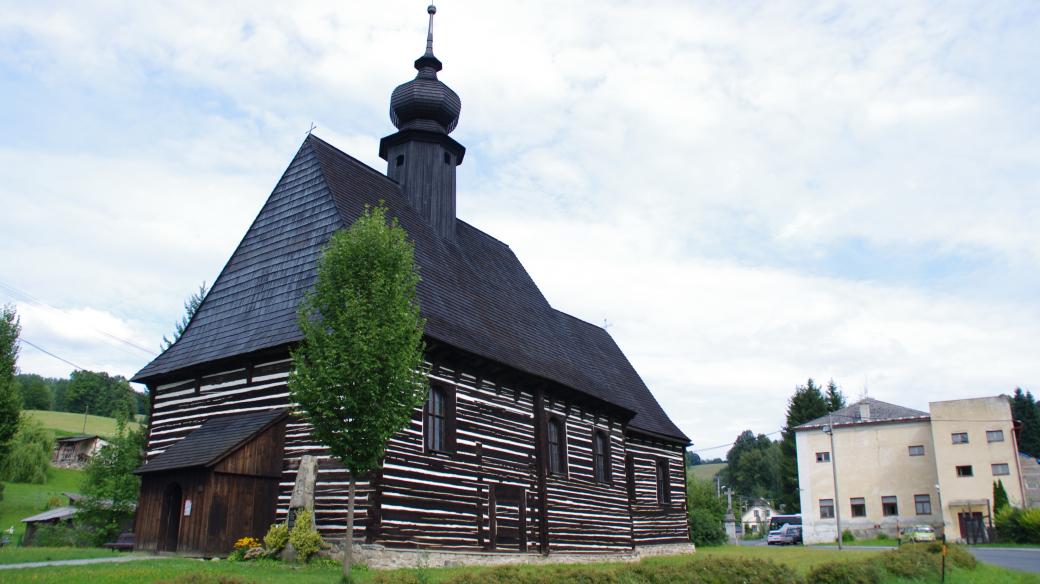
158 482 183 552
489 484 527 552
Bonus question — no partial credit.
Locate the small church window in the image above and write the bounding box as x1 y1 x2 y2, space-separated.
396 154 405 167
425 384 455 454
443 152 451 164
593 430 610 483
656 458 671 504
547 417 566 475
625 455 636 501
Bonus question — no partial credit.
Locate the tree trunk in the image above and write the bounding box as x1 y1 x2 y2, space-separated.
343 473 356 581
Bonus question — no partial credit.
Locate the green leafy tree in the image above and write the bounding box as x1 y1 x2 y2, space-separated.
161 282 208 350
0 305 22 470
63 370 136 419
778 378 831 512
686 451 702 466
78 415 145 545
15 374 54 410
289 204 427 580
825 379 846 412
994 479 1010 514
1011 388 1040 458
0 415 53 483
687 475 726 546
720 430 781 501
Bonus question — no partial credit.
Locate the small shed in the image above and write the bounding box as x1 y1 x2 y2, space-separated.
52 435 108 468
134 409 287 556
21 506 79 545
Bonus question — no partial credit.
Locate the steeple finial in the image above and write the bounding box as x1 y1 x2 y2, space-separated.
425 5 436 57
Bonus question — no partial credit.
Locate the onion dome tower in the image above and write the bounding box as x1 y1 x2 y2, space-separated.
379 4 465 241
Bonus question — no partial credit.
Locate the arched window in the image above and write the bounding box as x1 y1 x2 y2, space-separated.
593 430 610 483
547 417 566 475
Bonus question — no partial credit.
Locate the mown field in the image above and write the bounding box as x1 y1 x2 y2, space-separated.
24 410 140 438
688 462 726 481
1 545 1037 584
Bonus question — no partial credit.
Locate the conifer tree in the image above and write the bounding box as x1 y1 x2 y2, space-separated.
994 479 1010 513
1011 388 1040 458
778 379 830 512
825 379 846 412
289 205 427 580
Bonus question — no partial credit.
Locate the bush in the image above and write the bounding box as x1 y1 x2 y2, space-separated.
443 557 800 584
841 529 856 543
263 522 290 553
879 545 941 579
288 509 323 562
997 507 1040 543
874 532 890 541
0 416 53 483
154 576 258 584
31 523 95 547
806 559 882 584
688 508 727 547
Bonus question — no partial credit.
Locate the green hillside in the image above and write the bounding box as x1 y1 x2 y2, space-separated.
689 462 727 481
24 410 140 439
0 466 85 545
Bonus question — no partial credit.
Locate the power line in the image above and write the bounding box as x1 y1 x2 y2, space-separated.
19 337 87 371
692 429 783 454
0 278 155 356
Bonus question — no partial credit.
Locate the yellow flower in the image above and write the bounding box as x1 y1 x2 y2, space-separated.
234 536 261 550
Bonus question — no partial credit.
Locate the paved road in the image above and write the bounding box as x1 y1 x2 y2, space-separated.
0 555 169 571
968 547 1040 574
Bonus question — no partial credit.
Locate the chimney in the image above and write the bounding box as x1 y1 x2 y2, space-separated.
859 402 871 421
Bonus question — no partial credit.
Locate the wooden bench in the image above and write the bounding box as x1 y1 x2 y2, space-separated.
102 531 135 551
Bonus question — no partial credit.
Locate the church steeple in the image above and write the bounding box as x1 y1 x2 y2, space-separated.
379 4 465 241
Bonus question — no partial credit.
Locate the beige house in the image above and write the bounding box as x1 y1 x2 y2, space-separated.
795 396 1025 544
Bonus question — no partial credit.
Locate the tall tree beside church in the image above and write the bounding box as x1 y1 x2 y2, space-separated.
1011 388 1040 458
720 430 781 501
161 282 208 350
825 379 846 412
289 205 427 580
0 305 22 472
778 379 831 512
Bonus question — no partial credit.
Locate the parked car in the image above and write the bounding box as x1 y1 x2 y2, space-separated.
767 524 803 545
905 525 936 543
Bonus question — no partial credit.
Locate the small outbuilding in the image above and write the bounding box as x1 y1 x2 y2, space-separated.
134 409 287 556
52 435 108 468
21 506 79 545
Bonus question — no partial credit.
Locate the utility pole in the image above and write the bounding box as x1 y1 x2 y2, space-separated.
82 404 89 435
824 413 843 550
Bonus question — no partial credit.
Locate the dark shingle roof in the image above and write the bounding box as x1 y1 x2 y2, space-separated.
133 135 688 443
135 410 286 474
795 398 929 431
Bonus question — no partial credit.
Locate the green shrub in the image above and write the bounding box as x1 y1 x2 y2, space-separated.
997 507 1040 543
874 532 891 541
262 522 290 553
154 575 258 584
841 529 856 543
879 545 941 579
688 507 727 547
806 559 881 584
0 416 53 483
30 523 95 547
915 542 976 570
288 509 323 562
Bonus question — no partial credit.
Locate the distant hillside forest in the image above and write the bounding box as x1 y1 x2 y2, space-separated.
13 370 148 420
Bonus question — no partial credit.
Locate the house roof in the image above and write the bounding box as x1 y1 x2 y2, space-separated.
56 434 100 444
135 409 287 474
132 135 688 444
22 506 78 523
795 398 930 431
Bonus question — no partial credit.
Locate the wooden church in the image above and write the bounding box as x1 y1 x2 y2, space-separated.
132 5 691 559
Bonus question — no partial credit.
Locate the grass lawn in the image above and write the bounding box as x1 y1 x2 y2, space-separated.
1 545 1038 583
0 466 86 545
688 462 726 481
24 410 140 438
0 547 124 565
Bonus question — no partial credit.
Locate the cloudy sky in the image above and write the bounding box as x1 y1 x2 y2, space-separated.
1 1 1037 454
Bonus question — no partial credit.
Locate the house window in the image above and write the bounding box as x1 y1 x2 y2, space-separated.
908 445 925 456
395 154 405 167
593 430 611 483
915 494 932 515
443 152 452 164
820 499 835 519
987 430 1005 443
547 417 567 475
882 496 898 516
956 465 973 477
850 497 866 517
625 455 636 502
656 458 671 504
951 432 969 444
816 451 831 463
424 384 455 453
992 463 1010 476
